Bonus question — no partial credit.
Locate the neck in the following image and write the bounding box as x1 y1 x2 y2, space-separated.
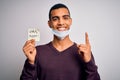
52 35 74 52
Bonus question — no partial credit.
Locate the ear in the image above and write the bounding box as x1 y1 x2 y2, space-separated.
48 20 52 28
70 18 72 25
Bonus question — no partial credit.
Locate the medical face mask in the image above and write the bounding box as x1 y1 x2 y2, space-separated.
51 28 70 40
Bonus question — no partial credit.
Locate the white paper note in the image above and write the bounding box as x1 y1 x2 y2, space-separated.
28 28 40 41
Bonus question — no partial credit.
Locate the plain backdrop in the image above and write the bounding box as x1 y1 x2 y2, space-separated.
0 0 120 80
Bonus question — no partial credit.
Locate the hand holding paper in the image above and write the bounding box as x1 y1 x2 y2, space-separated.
23 39 36 64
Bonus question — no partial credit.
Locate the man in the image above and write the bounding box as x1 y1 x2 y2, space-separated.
20 3 100 80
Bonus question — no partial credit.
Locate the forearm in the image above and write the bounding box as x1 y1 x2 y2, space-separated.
20 59 37 80
84 55 101 80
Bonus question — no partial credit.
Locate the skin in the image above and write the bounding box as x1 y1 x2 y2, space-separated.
23 39 36 64
23 8 91 64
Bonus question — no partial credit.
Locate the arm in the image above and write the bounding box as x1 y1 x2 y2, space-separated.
77 33 100 80
20 39 37 80
83 54 100 80
20 59 37 80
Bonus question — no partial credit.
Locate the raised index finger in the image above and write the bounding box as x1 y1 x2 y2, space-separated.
85 32 90 45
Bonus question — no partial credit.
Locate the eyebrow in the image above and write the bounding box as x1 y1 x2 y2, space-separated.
63 15 70 18
51 15 70 19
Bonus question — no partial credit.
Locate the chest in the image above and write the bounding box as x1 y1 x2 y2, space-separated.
38 51 82 74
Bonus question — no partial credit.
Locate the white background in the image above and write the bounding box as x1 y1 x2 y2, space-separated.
0 0 120 80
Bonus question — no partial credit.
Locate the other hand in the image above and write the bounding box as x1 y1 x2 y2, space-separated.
23 39 36 64
77 32 91 62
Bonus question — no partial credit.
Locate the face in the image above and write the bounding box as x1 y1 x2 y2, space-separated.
48 8 72 31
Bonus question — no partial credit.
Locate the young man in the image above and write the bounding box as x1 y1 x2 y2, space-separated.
20 3 100 80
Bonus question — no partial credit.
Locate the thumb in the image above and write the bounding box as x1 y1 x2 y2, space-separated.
31 39 36 46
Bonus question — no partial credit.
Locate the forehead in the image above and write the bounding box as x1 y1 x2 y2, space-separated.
51 8 70 16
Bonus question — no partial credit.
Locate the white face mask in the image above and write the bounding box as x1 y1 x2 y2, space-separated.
51 28 70 40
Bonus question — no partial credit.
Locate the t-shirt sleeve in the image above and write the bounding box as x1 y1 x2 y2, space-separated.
83 54 101 80
20 59 37 80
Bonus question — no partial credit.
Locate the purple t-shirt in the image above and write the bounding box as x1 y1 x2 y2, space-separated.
20 42 100 80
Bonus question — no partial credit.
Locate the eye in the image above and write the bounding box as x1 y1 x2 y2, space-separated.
64 17 69 20
52 18 58 21
52 16 59 21
63 15 70 20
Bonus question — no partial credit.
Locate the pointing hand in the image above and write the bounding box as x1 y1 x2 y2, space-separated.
77 32 91 62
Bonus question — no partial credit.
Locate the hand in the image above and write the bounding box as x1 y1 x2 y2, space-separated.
23 39 36 64
78 32 91 62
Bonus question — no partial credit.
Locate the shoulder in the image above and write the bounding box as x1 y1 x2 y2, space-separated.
35 42 52 60
36 42 51 51
35 42 54 55
71 42 79 51
66 42 79 55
